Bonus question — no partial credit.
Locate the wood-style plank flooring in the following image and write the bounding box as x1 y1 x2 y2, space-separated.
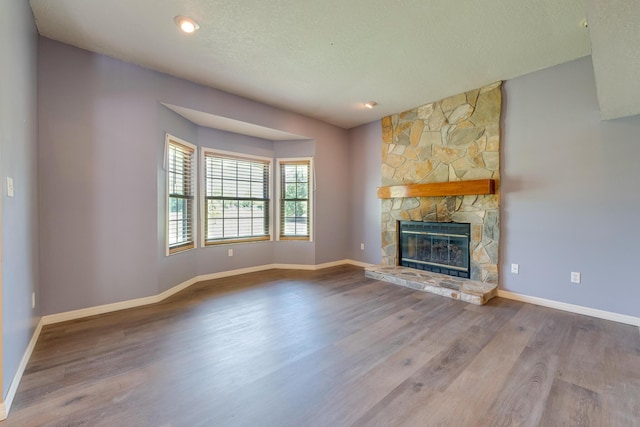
3 265 640 426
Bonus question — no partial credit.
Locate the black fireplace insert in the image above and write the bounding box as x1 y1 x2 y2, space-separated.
399 221 471 278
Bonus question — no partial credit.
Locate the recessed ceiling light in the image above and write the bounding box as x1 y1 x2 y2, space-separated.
364 101 378 109
174 16 200 34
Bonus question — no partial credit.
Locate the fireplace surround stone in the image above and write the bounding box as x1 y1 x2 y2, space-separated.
373 83 501 303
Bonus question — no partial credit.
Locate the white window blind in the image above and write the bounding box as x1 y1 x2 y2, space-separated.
167 136 196 254
279 159 311 240
203 150 271 244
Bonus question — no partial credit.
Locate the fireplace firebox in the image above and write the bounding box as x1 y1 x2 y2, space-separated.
399 221 471 278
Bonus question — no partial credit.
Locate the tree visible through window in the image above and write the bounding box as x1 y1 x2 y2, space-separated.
203 150 271 244
166 135 196 254
279 159 311 240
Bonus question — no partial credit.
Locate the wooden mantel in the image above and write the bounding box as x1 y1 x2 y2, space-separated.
377 179 495 199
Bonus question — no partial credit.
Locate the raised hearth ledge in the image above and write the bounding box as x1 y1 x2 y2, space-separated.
365 265 497 305
377 179 495 199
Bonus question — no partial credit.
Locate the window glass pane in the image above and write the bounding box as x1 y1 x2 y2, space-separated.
296 165 308 182
239 200 252 218
223 200 238 218
297 183 308 199
237 180 251 198
284 166 296 181
283 201 296 219
296 201 307 217
209 179 222 197
224 219 238 238
222 179 237 197
251 181 265 198
284 218 297 235
208 219 223 240
237 161 251 180
208 199 222 219
168 172 176 193
252 218 264 234
252 201 264 216
285 183 297 199
238 218 252 237
222 159 236 178
210 158 222 178
295 218 308 235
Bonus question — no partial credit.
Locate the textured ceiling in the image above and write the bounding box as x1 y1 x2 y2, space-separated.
586 0 640 120
28 0 632 128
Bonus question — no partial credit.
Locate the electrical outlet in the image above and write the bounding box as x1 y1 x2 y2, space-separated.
228 249 233 257
571 272 581 283
360 243 365 251
511 263 519 274
32 292 35 309
6 177 14 197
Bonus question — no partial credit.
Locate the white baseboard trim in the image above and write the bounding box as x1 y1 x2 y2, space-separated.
2 318 44 419
42 294 161 325
343 259 374 268
498 290 640 326
42 259 370 326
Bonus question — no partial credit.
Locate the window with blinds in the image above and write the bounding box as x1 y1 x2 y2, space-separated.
166 135 197 255
278 159 312 240
202 149 272 244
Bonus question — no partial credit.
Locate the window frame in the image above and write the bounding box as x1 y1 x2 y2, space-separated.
165 134 198 256
200 148 273 246
276 157 314 242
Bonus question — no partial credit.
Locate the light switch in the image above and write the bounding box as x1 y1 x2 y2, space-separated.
6 177 14 197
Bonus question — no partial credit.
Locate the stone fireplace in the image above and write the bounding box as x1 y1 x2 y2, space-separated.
366 82 502 305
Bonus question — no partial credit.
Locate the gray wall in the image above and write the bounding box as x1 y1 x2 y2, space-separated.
0 2 40 397
501 56 640 317
314 128 351 264
347 122 382 263
348 56 640 318
38 38 350 315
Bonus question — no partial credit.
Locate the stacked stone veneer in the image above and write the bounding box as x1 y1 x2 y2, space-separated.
381 82 502 284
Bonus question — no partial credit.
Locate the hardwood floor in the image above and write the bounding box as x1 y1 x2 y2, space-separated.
3 265 640 426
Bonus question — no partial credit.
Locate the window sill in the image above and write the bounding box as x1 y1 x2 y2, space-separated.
204 236 271 246
168 243 196 256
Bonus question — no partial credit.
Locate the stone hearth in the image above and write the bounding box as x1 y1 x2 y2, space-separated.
365 265 497 305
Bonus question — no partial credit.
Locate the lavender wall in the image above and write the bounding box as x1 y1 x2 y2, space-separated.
38 38 350 314
0 2 40 397
314 128 350 264
501 56 640 317
39 40 159 313
347 122 382 264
